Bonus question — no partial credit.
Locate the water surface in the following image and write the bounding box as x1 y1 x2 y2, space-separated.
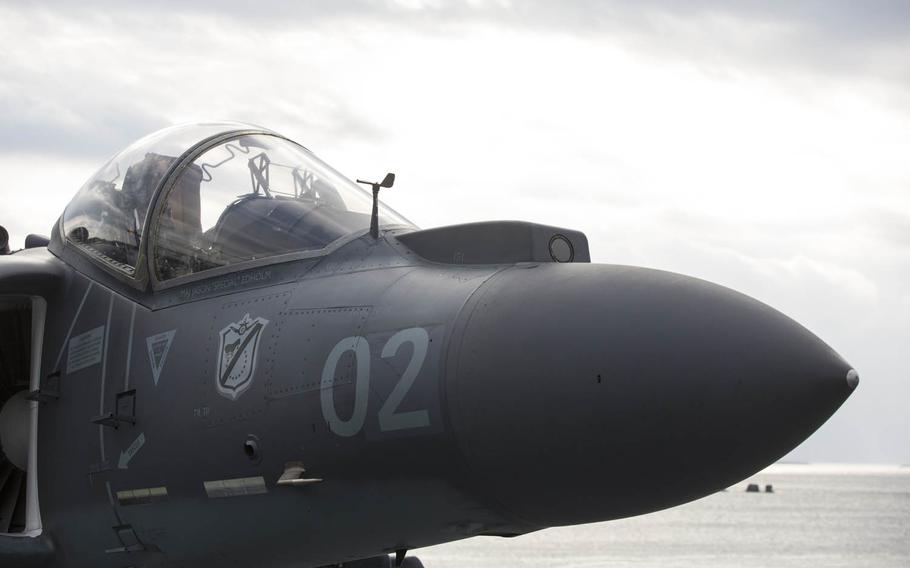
418 464 910 568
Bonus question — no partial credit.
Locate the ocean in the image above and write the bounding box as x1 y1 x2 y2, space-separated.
417 464 910 568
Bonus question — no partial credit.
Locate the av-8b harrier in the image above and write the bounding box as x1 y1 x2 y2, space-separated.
0 123 858 567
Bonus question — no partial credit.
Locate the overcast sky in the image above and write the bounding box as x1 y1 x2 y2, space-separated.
0 1 907 464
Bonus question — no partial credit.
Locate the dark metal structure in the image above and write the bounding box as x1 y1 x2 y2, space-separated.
0 123 858 567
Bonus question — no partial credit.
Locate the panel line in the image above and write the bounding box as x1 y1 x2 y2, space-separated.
123 302 137 390
53 281 94 371
98 294 114 463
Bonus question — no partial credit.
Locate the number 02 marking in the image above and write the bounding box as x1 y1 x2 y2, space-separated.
320 327 430 437
320 337 371 438
378 328 430 432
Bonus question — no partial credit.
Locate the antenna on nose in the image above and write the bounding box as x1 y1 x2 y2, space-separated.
356 173 395 239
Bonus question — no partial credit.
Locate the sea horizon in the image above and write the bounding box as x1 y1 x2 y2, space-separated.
418 460 910 568
761 461 910 475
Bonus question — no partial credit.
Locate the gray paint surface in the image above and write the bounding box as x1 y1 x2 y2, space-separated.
0 129 857 567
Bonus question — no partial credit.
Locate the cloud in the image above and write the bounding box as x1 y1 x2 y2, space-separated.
1 1 907 160
4 1 906 85
866 208 910 249
0 6 387 159
0 87 168 158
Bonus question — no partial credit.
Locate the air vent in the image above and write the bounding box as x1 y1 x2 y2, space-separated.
0 299 30 534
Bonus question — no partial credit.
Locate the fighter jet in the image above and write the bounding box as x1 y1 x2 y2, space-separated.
0 123 858 567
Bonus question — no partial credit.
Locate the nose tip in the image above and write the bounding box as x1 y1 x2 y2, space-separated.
448 264 857 528
846 368 860 389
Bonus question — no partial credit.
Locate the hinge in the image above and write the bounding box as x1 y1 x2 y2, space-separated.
92 389 137 429
27 371 61 403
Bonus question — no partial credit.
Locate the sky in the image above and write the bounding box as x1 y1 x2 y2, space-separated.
0 1 907 464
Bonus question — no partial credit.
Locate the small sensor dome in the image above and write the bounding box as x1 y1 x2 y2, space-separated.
549 235 574 263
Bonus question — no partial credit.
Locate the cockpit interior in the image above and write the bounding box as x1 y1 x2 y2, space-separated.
60 123 413 285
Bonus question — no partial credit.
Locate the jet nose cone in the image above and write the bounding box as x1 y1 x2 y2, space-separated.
846 368 860 389
449 264 856 528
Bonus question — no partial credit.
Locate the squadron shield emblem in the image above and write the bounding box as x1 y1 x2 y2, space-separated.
216 313 269 401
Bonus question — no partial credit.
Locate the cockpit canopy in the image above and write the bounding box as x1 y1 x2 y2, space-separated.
61 123 413 284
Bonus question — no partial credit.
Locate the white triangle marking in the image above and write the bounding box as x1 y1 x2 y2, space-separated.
146 330 176 386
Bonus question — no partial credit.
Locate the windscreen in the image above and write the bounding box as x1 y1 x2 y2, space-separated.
153 134 413 281
61 123 248 275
